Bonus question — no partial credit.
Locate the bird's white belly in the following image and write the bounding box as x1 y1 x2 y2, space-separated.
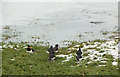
26 50 33 53
51 57 55 60
46 51 49 53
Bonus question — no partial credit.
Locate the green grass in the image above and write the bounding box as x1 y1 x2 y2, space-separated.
57 47 68 55
83 52 90 57
102 31 109 35
2 41 119 75
99 50 105 53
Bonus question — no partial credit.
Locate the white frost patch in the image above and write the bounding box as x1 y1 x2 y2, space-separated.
90 45 98 48
84 45 97 49
14 48 17 50
109 49 118 59
94 40 118 59
71 48 76 50
67 51 71 53
17 45 19 48
56 54 68 58
87 61 92 64
96 46 101 49
88 55 95 59
97 51 106 56
67 47 76 51
70 66 74 67
101 61 107 63
94 42 101 45
8 45 13 48
93 51 100 55
3 45 7 48
112 62 118 66
56 54 74 62
11 59 15 61
106 40 116 45
100 45 118 59
0 46 2 49
74 45 80 48
101 58 108 61
78 39 118 62
30 65 32 67
98 64 106 67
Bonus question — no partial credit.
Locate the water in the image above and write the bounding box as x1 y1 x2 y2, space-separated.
1 2 118 46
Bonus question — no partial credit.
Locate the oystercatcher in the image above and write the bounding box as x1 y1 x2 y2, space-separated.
26 45 35 54
53 44 59 51
48 48 55 61
47 44 59 62
46 46 53 53
46 44 59 53
76 48 82 63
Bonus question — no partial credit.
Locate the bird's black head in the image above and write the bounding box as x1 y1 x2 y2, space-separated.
28 45 31 48
79 48 81 51
55 44 59 47
50 46 53 48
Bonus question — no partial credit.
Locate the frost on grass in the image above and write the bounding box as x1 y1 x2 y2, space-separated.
98 65 106 67
112 62 118 66
60 39 118 67
56 54 74 62
2 39 118 69
0 46 2 49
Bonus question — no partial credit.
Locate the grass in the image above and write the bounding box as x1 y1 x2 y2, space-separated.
57 47 68 55
2 40 119 75
102 31 109 35
93 39 106 43
82 48 88 52
82 52 90 57
95 48 101 51
99 50 105 53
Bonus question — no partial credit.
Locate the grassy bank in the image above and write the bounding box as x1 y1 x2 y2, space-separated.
1 39 119 75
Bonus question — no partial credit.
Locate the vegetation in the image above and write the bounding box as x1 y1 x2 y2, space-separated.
1 39 119 75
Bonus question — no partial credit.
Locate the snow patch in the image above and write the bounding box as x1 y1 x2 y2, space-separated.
74 45 80 48
0 46 2 49
98 65 106 67
101 61 107 63
112 62 118 66
56 54 74 62
11 59 15 61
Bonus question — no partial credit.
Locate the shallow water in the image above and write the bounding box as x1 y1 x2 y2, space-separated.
1 2 118 46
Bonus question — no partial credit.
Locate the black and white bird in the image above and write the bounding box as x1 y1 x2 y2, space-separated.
47 44 59 61
48 46 55 61
46 44 59 53
26 45 35 54
46 46 53 53
53 44 59 51
76 48 82 63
